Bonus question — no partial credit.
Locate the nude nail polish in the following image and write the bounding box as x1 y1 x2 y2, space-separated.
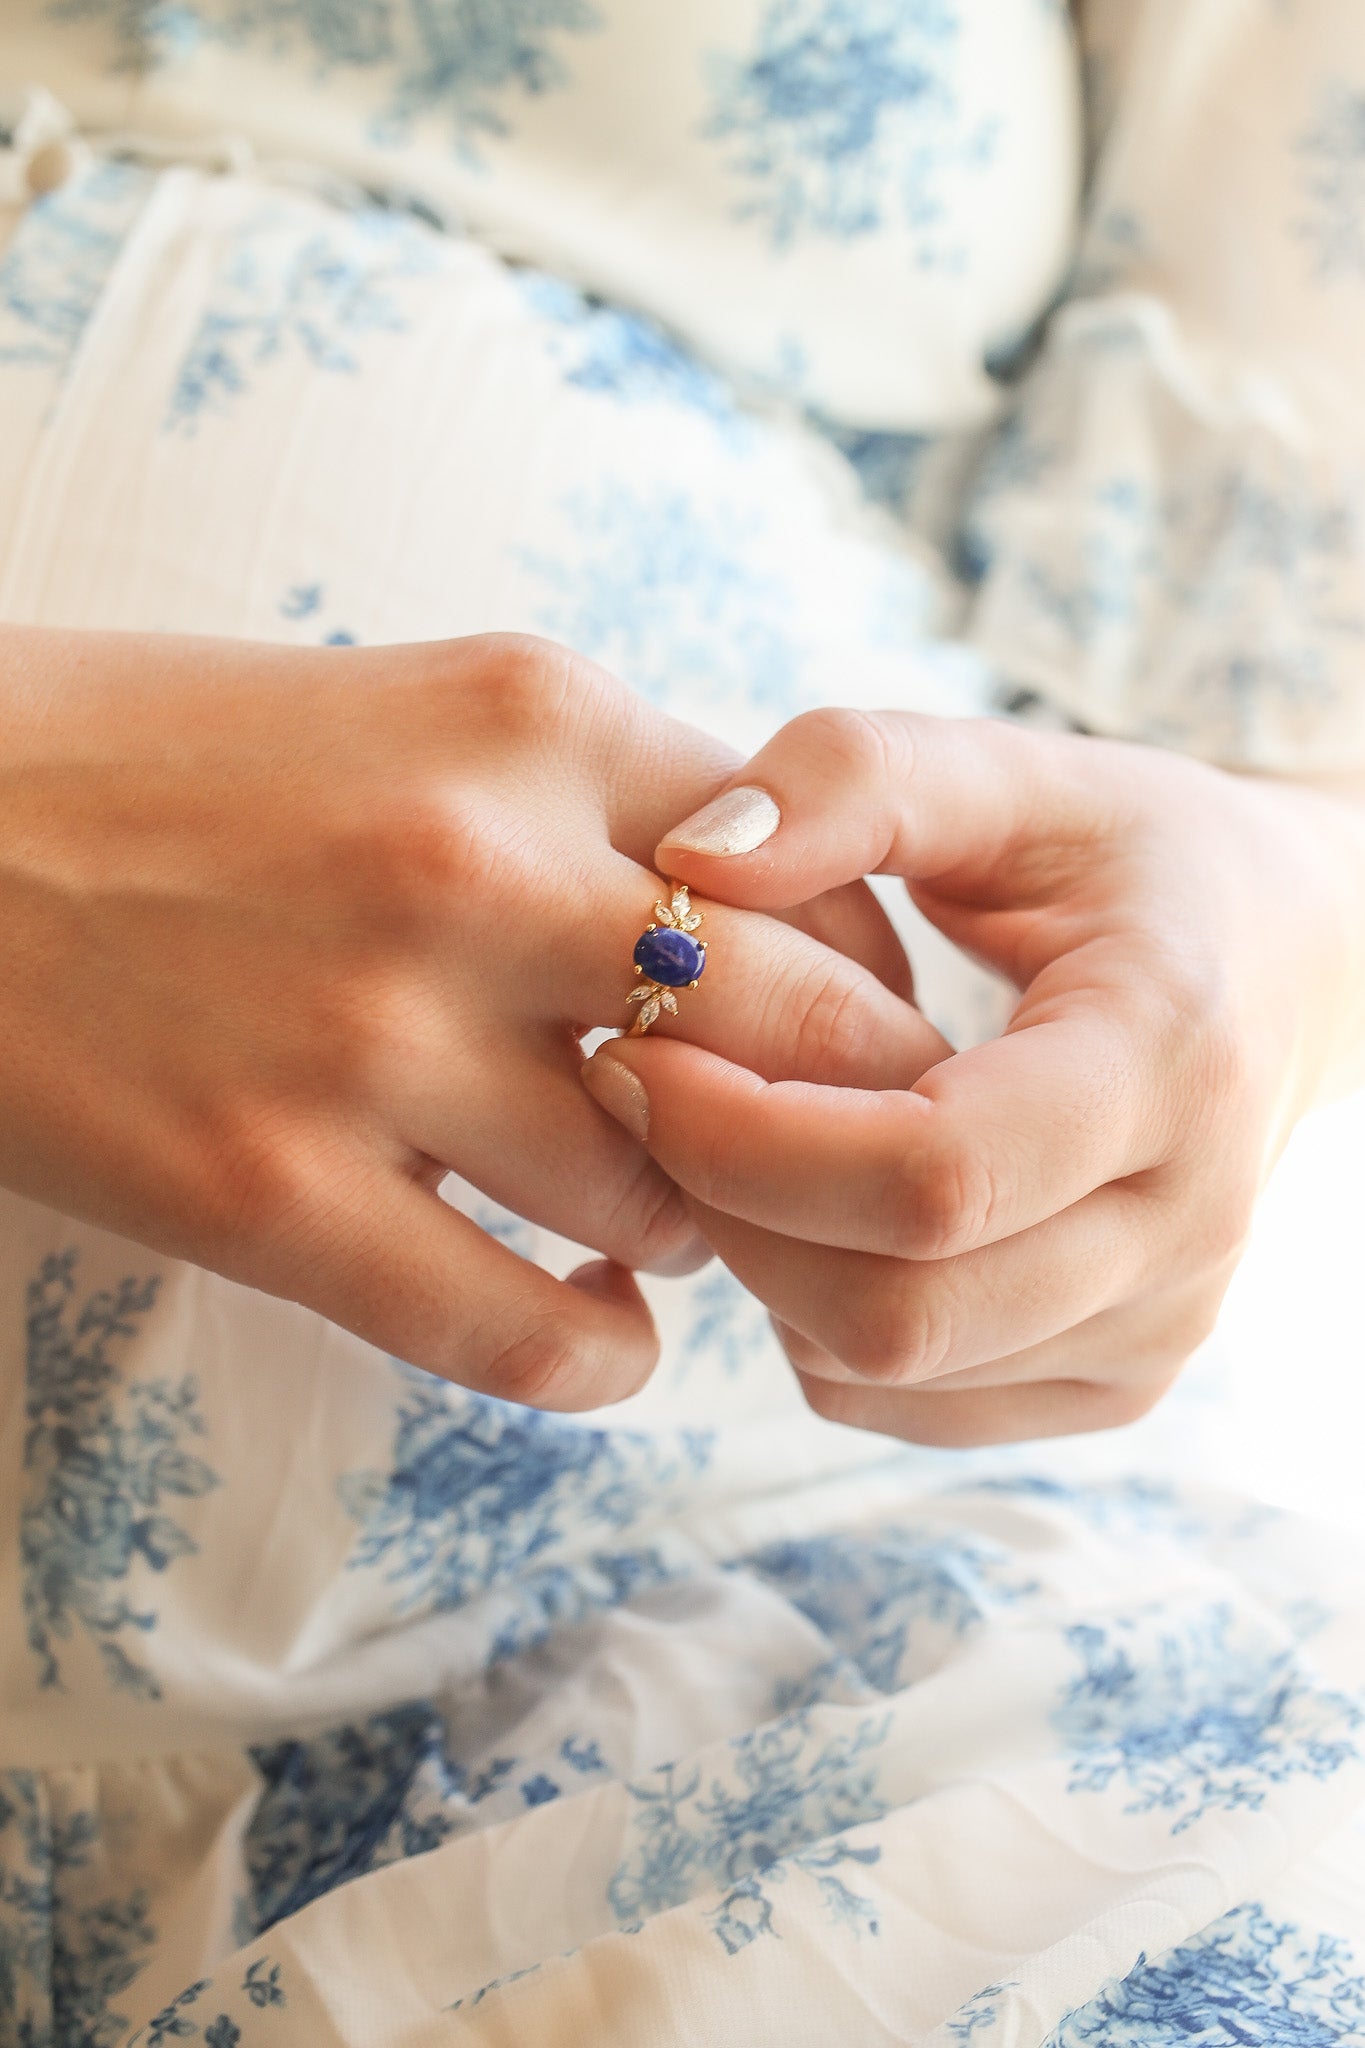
661 785 780 857
581 1049 650 1142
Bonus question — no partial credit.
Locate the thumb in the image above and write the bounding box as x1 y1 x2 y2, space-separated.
655 708 1115 912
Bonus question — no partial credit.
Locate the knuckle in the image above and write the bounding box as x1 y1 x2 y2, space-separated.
787 706 909 788
1143 958 1255 1133
603 1159 699 1272
483 1315 594 1410
205 1104 332 1249
838 1310 906 1384
328 971 447 1101
884 1134 1002 1261
789 962 880 1080
1185 1007 1255 1120
479 632 618 740
840 1279 955 1385
351 788 497 920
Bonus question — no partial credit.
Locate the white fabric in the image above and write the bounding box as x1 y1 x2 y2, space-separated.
965 0 1365 770
14 0 1365 764
3 7 1365 2045
2 0 1080 431
1 150 1365 2048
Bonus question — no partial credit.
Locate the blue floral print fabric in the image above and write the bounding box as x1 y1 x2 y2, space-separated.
962 0 1365 771
4 0 1081 428
1 7 1365 2044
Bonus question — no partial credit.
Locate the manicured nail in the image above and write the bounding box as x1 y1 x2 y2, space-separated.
661 785 780 857
581 1049 649 1142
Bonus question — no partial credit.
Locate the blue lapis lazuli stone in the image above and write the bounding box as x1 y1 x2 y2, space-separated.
634 925 705 987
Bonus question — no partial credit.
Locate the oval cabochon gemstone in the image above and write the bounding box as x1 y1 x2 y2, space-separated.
634 926 705 987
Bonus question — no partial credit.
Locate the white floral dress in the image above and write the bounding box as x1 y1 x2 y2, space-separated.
3 5 1365 2046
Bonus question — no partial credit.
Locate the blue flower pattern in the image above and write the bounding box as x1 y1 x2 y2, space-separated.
823 422 930 514
240 1701 627 1936
241 1960 285 2010
22 1251 217 1700
168 202 439 429
515 271 740 424
560 1735 605 1775
276 581 360 643
964 417 1365 756
672 1268 776 1383
0 1773 156 2048
447 1959 545 2012
738 1525 1040 1695
704 0 997 262
1055 1604 1362 1833
13 4 1365 2034
1045 1903 1365 2046
946 1979 1018 2043
132 1957 286 2048
245 1703 470 1932
0 160 151 375
51 0 600 152
523 482 802 713
337 1363 711 1651
963 1472 1216 1543
1293 82 1365 279
608 1709 890 1953
140 1978 214 2048
276 581 323 619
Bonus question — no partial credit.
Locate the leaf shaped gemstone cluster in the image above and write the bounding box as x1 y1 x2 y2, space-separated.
626 985 680 1032
654 886 703 933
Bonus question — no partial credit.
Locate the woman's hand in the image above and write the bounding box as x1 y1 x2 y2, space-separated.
584 708 1365 1444
0 630 936 1408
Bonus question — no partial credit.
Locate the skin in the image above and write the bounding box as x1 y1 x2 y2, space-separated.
0 625 938 1411
585 707 1365 1446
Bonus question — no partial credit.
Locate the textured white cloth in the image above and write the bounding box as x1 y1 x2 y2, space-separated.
2 0 1081 431
965 0 1365 769
3 8 1365 2047
1 147 1364 2048
12 0 1365 763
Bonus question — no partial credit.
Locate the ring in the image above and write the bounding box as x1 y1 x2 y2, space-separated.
626 882 707 1035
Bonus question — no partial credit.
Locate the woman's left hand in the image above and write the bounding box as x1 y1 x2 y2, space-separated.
583 709 1365 1445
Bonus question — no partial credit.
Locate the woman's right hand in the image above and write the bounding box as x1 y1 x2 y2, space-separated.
0 626 936 1408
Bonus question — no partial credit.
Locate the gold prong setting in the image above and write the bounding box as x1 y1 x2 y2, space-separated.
626 883 706 1034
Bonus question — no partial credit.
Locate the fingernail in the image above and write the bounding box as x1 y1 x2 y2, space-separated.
661 785 780 857
566 1257 621 1300
581 1049 649 1143
645 1226 713 1279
